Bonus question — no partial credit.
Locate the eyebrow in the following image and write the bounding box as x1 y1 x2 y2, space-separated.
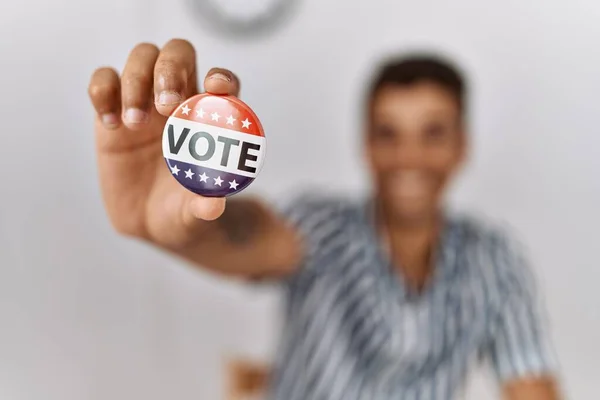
424 109 455 118
372 109 455 120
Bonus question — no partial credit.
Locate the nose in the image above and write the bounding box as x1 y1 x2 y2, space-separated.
389 139 426 170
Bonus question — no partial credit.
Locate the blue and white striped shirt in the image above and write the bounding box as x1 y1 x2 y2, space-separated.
267 194 558 400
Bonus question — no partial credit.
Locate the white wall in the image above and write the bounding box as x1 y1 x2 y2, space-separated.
1 0 598 398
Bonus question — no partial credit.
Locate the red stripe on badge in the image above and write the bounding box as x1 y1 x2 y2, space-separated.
173 93 265 137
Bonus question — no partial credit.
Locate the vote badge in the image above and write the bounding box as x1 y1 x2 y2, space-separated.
162 93 266 197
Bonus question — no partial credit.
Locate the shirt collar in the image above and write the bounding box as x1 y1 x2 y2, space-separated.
357 196 464 297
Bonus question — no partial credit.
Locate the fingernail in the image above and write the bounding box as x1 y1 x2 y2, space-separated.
209 72 231 82
123 108 149 124
156 91 182 106
101 113 120 129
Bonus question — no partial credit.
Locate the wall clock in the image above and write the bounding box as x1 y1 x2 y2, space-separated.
187 0 300 38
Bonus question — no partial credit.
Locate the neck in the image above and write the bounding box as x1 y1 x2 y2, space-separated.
376 202 442 291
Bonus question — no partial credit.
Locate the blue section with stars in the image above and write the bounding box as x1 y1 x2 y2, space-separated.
164 158 253 197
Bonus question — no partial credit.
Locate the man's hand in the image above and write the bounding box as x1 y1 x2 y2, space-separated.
89 39 240 248
88 39 302 277
502 377 561 400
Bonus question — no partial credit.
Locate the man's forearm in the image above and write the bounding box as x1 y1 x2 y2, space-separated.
169 198 302 279
213 198 272 245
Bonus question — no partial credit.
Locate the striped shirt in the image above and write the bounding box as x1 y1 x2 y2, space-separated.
267 194 558 400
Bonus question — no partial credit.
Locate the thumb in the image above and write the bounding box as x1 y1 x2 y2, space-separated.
152 191 227 249
187 195 227 222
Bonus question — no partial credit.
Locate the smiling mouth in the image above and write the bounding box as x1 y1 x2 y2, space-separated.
388 171 433 199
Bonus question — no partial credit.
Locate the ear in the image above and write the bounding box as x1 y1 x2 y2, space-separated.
459 132 467 158
362 128 374 164
455 123 469 167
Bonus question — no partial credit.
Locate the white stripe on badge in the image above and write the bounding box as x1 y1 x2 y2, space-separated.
162 116 266 178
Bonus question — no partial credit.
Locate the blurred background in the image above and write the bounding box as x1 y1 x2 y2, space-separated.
1 0 599 398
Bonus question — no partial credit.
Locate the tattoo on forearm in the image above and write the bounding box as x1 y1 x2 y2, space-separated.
216 200 268 245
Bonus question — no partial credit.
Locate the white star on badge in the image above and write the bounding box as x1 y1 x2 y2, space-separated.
241 118 252 129
214 176 223 186
226 115 236 125
229 179 239 190
170 164 180 175
181 105 191 115
196 108 205 118
211 112 221 122
184 169 194 179
198 172 209 183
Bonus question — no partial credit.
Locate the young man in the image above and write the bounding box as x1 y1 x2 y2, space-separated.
88 39 562 399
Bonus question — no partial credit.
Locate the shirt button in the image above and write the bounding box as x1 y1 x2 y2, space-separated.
162 93 266 197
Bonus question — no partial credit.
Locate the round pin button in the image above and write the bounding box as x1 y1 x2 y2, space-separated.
162 93 266 197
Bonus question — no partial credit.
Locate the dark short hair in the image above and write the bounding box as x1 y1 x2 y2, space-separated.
366 53 467 116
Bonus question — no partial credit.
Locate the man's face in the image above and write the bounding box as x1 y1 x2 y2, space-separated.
365 82 466 224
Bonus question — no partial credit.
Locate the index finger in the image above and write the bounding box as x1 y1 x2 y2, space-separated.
154 38 199 116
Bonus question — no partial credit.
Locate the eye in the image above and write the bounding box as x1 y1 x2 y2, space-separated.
423 122 452 143
371 124 396 142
